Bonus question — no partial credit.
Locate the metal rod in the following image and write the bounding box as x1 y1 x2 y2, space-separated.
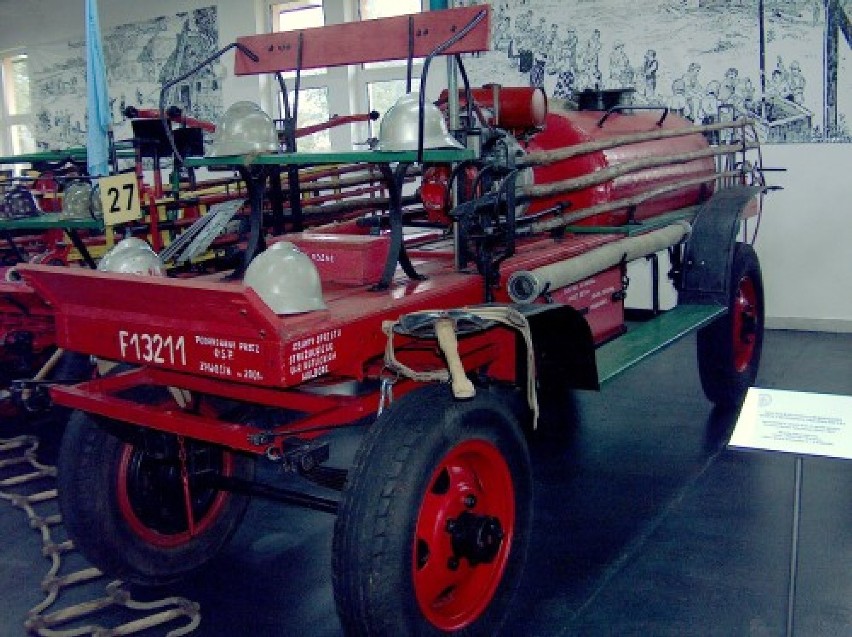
417 8 487 162
213 476 339 515
786 455 803 637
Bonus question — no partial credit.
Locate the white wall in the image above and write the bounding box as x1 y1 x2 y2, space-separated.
756 144 852 332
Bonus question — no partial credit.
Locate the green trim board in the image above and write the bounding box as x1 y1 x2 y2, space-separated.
184 148 475 168
0 216 103 231
0 146 135 165
595 303 726 384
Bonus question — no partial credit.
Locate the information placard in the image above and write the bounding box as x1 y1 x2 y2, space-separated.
98 173 142 226
730 388 852 460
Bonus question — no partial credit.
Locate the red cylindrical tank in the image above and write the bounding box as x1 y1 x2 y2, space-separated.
439 86 548 131
523 104 716 226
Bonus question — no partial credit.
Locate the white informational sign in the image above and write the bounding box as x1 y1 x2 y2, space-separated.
730 388 852 460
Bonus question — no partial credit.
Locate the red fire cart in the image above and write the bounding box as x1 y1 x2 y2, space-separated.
18 6 768 635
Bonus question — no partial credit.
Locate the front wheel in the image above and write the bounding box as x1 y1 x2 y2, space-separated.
697 242 765 407
332 384 532 636
57 410 254 586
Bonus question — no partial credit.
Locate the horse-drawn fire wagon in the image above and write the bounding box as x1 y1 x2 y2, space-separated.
15 6 769 635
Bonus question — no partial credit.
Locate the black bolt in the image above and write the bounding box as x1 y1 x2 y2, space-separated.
464 494 477 508
447 557 459 571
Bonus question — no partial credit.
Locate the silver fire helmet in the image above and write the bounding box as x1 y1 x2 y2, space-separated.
209 101 280 156
2 187 41 220
244 241 326 315
98 241 164 277
377 93 464 152
60 181 96 220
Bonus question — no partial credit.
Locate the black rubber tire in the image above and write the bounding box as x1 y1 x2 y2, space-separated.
332 384 532 637
697 242 765 407
57 409 254 586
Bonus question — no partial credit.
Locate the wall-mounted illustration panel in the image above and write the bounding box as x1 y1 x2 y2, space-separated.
464 0 851 143
28 6 221 151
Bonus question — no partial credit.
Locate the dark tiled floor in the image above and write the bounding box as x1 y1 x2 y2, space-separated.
1 330 850 636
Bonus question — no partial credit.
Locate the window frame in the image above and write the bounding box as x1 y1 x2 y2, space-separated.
0 51 33 157
264 0 427 150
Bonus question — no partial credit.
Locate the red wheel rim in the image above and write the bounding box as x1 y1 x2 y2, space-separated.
412 439 515 631
117 442 232 548
732 275 759 372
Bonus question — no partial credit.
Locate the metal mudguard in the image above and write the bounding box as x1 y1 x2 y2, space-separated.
680 185 762 305
516 303 599 392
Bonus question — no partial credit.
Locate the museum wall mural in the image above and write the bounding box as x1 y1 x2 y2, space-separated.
463 0 851 143
28 6 221 151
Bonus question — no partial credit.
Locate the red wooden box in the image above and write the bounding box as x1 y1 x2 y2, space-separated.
286 233 390 286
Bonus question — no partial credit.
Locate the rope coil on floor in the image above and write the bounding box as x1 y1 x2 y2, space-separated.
0 435 201 636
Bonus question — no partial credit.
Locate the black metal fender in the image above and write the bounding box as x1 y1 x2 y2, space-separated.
680 185 762 305
515 303 599 392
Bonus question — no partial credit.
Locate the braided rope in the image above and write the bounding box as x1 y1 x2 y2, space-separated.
0 435 201 636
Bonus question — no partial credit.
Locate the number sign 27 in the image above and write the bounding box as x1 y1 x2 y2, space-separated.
98 173 142 225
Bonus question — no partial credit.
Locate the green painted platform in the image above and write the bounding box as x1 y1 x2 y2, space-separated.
565 207 702 236
0 147 134 165
596 303 726 384
185 148 475 168
0 216 103 231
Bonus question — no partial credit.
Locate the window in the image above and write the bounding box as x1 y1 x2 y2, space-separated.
1 54 35 156
274 1 324 30
354 0 423 144
271 1 326 78
360 0 423 70
359 0 421 21
265 0 426 150
366 79 408 137
281 87 331 151
270 1 332 150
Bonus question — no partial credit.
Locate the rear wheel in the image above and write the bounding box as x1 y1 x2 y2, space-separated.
332 384 532 636
697 242 764 407
57 409 253 586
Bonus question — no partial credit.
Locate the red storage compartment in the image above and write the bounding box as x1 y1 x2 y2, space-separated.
524 106 715 226
547 266 624 344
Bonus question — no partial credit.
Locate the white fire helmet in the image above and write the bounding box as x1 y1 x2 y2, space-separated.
244 241 326 315
377 92 464 152
209 101 280 156
98 239 164 277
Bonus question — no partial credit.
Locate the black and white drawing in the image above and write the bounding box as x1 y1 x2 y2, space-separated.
28 6 221 151
468 0 851 143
